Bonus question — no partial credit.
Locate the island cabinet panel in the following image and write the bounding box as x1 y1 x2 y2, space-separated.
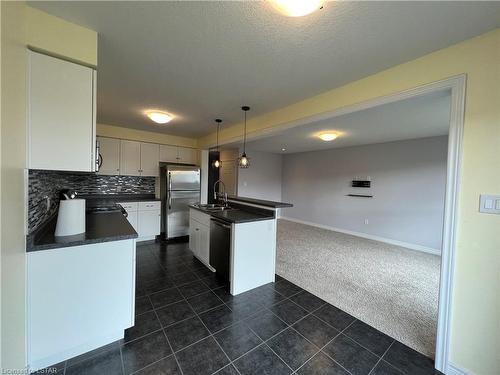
29 51 96 172
27 239 136 371
231 219 276 295
189 209 211 267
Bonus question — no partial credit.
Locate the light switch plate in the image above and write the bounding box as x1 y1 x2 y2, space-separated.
479 194 500 214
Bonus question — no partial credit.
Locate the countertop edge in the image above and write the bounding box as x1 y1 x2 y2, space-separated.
27 234 138 252
227 196 293 208
188 205 275 224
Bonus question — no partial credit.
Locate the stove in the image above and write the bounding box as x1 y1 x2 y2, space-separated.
86 203 128 217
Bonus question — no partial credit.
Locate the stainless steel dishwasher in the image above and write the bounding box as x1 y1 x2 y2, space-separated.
209 218 231 282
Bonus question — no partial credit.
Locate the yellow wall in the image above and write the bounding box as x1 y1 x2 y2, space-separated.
200 29 500 375
26 6 97 67
0 3 98 369
97 123 198 149
1 1 28 369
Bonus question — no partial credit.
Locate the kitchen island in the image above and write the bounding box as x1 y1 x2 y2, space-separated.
26 209 138 371
189 196 292 295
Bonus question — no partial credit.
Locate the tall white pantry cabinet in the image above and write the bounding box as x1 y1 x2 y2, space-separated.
29 50 97 172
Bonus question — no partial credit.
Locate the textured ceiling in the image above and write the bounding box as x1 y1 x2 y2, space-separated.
30 1 500 137
233 90 451 154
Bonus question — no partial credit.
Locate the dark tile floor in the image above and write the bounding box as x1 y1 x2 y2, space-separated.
38 242 442 375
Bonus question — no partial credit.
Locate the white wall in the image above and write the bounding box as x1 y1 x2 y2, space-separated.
237 150 283 202
281 136 448 251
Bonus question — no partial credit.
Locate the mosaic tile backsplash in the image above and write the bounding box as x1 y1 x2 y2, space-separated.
28 170 156 233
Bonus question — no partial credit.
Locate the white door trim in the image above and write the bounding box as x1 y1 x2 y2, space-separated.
435 75 466 373
224 75 466 373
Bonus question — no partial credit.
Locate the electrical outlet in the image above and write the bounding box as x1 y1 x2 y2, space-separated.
364 219 369 225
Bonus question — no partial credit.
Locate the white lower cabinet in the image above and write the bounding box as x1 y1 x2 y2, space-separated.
27 239 136 371
138 210 161 238
189 209 211 266
198 224 210 265
126 211 139 233
120 201 160 241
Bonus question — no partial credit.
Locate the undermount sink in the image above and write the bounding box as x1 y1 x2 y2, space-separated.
196 204 233 211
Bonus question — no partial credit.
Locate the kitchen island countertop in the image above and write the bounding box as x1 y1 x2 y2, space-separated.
189 204 275 224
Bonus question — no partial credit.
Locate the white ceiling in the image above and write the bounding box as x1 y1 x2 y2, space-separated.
30 1 500 137
233 90 451 154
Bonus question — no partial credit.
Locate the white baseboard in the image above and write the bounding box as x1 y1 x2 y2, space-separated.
446 363 469 375
280 216 441 256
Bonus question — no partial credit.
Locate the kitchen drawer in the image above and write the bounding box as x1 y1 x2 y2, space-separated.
190 209 211 227
118 202 138 212
138 201 161 211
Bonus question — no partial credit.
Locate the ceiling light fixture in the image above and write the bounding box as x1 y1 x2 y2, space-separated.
269 0 324 17
281 148 286 152
318 133 338 141
238 106 251 169
213 119 222 168
146 111 173 124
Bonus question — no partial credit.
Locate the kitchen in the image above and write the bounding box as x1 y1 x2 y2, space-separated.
2 2 499 375
25 38 291 372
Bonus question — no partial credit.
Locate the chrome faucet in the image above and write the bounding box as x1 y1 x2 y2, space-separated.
213 179 228 206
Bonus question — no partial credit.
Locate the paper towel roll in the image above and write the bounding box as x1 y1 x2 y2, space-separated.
55 199 86 237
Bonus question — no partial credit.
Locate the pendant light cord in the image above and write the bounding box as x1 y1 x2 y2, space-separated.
216 123 219 152
243 110 247 153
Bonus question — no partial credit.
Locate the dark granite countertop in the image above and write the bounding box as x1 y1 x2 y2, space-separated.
27 211 138 252
189 204 275 224
227 196 293 208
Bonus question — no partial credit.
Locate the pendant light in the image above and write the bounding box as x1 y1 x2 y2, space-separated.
213 119 222 168
238 106 250 168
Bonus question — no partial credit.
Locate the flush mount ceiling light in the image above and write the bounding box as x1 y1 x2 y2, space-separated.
238 106 251 169
318 132 338 141
213 119 222 168
146 111 173 124
269 0 324 17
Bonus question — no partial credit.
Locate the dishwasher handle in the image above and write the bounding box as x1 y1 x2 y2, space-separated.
210 218 231 229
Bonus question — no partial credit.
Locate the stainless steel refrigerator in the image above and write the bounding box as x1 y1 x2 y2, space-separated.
161 165 201 239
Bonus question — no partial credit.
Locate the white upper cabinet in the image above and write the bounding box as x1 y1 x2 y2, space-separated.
120 140 141 176
178 147 198 165
29 51 96 172
159 145 178 163
97 137 120 175
120 140 159 176
159 144 198 165
140 142 160 176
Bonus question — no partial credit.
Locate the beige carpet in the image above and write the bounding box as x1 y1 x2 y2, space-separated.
276 219 440 358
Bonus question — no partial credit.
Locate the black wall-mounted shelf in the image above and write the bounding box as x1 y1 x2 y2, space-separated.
352 180 371 188
346 194 373 198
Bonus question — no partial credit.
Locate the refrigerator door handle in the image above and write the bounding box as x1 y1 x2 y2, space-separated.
168 193 172 210
168 172 172 191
